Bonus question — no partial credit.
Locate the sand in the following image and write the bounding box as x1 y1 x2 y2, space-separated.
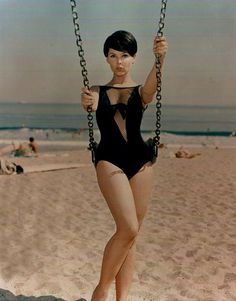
0 146 236 301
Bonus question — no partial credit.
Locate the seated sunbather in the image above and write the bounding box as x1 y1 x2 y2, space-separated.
0 137 39 157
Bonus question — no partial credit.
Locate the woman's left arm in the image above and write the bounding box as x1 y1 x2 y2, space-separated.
141 36 168 104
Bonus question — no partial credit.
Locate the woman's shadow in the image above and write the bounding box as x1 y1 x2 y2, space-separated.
0 289 87 301
0 288 65 300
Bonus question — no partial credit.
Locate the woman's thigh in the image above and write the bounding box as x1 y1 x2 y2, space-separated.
129 162 153 225
96 160 139 233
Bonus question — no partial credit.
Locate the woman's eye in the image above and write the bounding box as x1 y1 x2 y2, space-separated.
122 54 129 58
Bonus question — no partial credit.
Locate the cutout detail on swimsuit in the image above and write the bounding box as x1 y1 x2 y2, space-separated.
105 87 137 142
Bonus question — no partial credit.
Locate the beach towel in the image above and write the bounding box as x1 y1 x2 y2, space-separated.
0 159 16 175
0 159 24 175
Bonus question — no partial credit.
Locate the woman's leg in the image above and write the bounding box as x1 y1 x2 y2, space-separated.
0 143 16 156
114 241 136 301
91 161 140 301
115 163 153 301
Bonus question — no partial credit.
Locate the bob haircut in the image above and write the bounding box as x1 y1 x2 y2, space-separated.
103 30 137 57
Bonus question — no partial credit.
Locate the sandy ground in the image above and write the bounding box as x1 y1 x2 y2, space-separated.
0 146 236 301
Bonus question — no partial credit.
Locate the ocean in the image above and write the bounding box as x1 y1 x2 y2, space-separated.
0 102 235 148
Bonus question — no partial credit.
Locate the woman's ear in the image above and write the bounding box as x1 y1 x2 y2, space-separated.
106 56 110 64
132 54 136 64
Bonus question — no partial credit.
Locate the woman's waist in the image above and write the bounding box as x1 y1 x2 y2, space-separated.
98 137 147 150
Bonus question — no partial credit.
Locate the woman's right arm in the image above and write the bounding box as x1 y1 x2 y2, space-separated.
141 37 168 105
81 86 99 112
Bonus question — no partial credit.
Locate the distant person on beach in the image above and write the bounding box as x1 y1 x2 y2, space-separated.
28 137 39 155
0 137 39 157
81 30 168 301
175 147 201 159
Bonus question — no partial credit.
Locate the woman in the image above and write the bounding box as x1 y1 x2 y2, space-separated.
81 30 168 301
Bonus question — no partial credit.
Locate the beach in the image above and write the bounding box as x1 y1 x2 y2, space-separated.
0 144 236 301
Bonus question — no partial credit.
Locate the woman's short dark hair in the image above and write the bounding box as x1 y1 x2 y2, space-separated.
103 30 137 57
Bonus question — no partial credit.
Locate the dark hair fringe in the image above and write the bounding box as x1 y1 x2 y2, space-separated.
103 30 137 57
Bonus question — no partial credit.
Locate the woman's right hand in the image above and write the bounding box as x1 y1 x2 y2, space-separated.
81 87 95 110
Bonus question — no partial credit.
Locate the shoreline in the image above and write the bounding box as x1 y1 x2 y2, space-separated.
0 133 236 153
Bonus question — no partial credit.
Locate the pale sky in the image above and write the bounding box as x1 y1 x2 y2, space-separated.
0 0 236 105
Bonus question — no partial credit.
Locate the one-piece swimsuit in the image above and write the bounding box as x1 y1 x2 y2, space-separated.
95 85 152 179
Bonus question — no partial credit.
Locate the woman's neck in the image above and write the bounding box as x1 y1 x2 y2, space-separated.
107 75 136 87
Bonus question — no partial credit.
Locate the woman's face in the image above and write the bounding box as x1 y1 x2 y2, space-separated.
106 48 136 76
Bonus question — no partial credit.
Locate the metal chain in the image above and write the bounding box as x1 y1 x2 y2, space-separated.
154 0 168 158
69 0 96 163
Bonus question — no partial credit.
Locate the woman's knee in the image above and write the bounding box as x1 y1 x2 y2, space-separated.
117 223 139 241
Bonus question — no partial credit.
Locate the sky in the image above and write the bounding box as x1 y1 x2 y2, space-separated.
0 0 236 106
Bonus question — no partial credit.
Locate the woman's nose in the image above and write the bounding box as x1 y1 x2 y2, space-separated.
117 57 122 64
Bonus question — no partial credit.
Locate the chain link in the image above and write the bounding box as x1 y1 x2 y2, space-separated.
153 0 168 159
69 0 96 163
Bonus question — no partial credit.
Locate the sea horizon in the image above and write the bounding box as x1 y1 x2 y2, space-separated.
0 102 235 149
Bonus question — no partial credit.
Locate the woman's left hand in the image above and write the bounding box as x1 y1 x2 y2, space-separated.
153 36 168 57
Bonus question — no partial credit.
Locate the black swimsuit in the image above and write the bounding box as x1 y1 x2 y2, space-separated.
95 85 152 179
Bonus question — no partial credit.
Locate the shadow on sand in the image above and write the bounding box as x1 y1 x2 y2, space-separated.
0 289 87 301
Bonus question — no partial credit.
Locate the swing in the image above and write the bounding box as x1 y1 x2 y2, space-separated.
69 0 168 164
